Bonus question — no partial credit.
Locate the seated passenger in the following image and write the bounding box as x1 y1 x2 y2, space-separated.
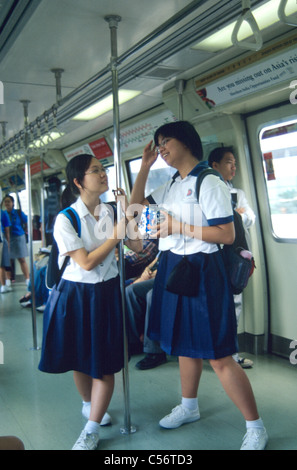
126 256 167 369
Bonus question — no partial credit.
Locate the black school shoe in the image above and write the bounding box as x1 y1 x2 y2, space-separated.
135 352 167 370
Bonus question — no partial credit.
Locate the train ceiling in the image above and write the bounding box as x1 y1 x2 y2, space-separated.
0 0 297 176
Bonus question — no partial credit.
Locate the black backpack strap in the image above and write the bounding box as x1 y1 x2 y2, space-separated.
60 207 81 236
57 207 80 280
195 168 222 202
231 192 238 209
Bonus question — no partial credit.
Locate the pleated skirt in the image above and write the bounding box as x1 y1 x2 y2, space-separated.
38 276 124 379
148 250 238 360
10 234 28 259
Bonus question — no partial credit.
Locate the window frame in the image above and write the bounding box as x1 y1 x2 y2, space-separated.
259 118 297 244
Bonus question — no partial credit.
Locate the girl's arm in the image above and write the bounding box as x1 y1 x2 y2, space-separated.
157 211 235 245
4 226 10 244
65 217 126 271
114 188 143 253
130 141 158 206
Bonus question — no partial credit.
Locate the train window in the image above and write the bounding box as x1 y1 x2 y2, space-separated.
127 157 175 196
9 190 29 215
99 165 117 203
259 119 297 240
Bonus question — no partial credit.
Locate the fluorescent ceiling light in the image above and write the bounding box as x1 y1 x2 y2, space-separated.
192 0 297 52
1 153 23 165
29 131 64 149
72 89 141 121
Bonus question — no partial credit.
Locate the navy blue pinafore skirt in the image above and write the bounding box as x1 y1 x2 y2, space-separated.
38 276 124 379
148 250 238 359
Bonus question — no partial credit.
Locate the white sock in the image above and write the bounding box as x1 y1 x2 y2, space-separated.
182 397 198 411
246 417 264 429
6 280 11 287
85 420 100 434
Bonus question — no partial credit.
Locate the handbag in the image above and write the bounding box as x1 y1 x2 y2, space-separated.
166 255 198 297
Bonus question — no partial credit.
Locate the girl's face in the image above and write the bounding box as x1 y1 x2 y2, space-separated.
157 136 187 168
78 158 109 195
3 197 14 212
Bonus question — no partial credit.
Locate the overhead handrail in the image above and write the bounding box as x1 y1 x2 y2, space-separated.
0 0 256 164
278 0 297 27
231 0 263 51
0 0 235 163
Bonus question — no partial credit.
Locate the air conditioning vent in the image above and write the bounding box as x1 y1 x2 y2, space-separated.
141 66 181 80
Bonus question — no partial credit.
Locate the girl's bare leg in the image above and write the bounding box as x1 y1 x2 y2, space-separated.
209 356 259 421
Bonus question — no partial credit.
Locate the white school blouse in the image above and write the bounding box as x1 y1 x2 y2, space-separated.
54 197 118 283
147 164 233 255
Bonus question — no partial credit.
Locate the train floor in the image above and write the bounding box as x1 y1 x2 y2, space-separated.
0 281 296 451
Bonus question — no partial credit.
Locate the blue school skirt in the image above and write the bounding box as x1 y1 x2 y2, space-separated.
10 234 28 259
38 276 124 379
1 239 10 267
148 250 238 360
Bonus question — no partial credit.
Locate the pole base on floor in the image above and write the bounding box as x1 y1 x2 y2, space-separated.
120 425 137 435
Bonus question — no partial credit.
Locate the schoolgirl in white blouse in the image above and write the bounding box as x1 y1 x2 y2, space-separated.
130 121 268 450
39 154 142 450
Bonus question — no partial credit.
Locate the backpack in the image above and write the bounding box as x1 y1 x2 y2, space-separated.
46 207 81 289
196 168 255 294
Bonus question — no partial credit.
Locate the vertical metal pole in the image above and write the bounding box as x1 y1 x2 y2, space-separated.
51 68 64 104
104 15 136 435
40 153 46 247
21 100 38 350
175 79 186 120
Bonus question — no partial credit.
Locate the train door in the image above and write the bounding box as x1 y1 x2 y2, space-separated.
245 102 297 359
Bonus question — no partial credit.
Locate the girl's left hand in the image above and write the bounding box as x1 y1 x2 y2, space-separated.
152 211 182 238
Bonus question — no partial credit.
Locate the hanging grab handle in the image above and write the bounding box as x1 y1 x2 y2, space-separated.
278 0 297 26
231 0 263 51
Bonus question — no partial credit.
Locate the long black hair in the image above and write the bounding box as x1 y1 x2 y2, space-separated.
66 153 94 195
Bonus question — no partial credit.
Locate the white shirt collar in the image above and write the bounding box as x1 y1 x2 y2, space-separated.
73 196 110 219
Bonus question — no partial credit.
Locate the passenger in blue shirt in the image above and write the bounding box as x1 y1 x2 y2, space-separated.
0 209 12 293
2 195 30 286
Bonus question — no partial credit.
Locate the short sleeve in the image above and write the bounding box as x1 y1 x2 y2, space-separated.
53 213 84 256
20 211 28 224
1 211 11 228
199 175 233 226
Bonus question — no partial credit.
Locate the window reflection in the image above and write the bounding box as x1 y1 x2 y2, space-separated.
128 157 175 196
260 120 297 239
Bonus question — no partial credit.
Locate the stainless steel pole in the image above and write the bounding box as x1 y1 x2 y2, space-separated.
104 15 136 435
175 79 186 120
40 153 46 248
21 100 38 350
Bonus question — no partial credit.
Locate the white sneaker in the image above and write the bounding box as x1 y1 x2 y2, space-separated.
237 357 254 369
72 429 100 450
36 305 46 312
240 428 268 450
1 286 9 293
159 404 200 429
82 404 112 426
